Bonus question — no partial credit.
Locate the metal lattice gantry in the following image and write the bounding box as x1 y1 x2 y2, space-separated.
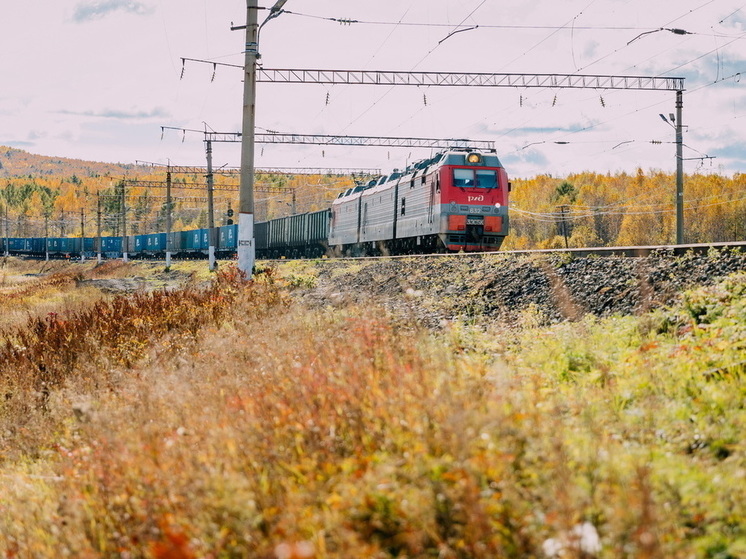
179 58 686 92
256 166 382 176
136 162 382 176
257 69 685 92
254 133 496 150
119 179 297 194
161 124 494 150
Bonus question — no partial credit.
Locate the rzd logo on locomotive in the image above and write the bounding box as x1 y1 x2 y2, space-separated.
468 195 485 202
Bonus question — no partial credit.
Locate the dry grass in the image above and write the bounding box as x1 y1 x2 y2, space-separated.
0 263 743 558
0 257 224 330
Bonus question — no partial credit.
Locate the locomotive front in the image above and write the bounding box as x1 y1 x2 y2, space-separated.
437 150 510 251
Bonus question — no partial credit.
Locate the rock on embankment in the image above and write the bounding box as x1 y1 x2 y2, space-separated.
300 249 746 326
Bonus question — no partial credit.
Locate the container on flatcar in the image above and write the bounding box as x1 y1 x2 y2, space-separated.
101 236 122 257
142 233 167 254
218 224 238 252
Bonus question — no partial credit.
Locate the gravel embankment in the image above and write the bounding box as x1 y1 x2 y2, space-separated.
295 249 746 326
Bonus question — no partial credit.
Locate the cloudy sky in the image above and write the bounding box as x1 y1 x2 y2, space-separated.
1 0 744 178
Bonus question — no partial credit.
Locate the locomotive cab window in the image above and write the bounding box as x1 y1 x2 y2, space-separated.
453 168 498 188
453 168 475 187
476 170 497 188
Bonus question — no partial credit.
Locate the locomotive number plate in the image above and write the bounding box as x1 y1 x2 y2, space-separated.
466 217 483 225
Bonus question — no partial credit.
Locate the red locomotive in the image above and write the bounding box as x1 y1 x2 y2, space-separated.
329 148 510 255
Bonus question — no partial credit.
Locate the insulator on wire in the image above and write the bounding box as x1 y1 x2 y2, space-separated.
552 95 557 107
600 96 606 107
211 63 217 83
180 59 185 80
182 130 186 143
520 95 523 107
325 92 330 106
423 93 427 106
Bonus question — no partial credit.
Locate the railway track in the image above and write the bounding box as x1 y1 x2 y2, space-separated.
262 240 746 263
5 240 745 263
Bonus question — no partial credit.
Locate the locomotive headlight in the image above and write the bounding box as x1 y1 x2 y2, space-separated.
466 152 482 164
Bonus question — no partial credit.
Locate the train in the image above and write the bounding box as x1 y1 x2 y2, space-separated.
0 148 510 260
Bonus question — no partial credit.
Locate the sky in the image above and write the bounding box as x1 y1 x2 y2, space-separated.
1 0 745 179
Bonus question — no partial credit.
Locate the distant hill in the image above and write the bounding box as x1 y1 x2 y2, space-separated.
0 146 137 179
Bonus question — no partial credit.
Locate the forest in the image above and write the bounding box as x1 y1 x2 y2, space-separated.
1 146 744 247
0 147 350 239
505 169 746 249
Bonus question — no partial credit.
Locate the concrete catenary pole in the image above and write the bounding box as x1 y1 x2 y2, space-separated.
44 215 49 262
3 205 9 257
675 90 684 245
166 166 173 269
237 0 259 276
80 208 86 262
206 139 217 271
121 182 128 262
97 193 102 264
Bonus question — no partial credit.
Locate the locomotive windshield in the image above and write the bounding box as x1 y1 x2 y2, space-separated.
453 169 498 188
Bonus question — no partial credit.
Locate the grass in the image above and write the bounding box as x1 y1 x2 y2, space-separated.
0 259 744 558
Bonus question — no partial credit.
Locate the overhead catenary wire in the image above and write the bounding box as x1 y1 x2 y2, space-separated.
476 2 745 160
167 1 746 181
276 9 746 36
511 190 746 222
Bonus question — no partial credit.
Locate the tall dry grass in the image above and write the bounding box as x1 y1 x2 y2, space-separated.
0 265 744 558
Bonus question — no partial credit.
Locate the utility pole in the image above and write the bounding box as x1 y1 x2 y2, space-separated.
237 0 259 276
80 208 86 262
3 205 9 257
206 139 217 270
675 90 684 245
121 182 128 262
559 205 569 248
166 166 173 269
44 215 49 262
97 194 102 264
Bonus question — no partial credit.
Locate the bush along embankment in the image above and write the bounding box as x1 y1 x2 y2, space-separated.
0 267 744 558
0 266 284 460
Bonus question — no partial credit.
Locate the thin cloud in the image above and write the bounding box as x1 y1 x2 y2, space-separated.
0 140 35 148
58 107 169 120
710 143 746 162
73 0 154 23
